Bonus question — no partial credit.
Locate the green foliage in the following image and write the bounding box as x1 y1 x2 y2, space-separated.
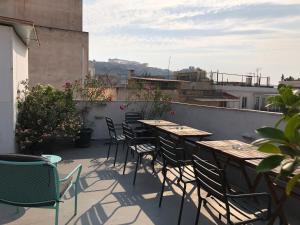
125 82 172 119
267 86 300 127
67 75 112 128
253 113 300 195
16 80 81 152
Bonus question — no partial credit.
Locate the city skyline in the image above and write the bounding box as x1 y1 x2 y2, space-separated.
83 0 300 84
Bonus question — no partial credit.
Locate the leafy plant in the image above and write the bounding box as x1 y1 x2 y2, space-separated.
67 75 112 128
124 82 172 119
254 86 300 195
16 80 81 153
267 85 300 127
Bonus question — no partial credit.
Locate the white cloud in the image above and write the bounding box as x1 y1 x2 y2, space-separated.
83 0 300 83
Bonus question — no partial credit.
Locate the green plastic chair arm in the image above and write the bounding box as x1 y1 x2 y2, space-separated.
59 164 82 183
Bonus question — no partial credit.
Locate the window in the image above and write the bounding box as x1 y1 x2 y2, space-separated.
241 97 247 108
254 96 260 110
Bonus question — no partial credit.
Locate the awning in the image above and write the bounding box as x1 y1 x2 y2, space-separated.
0 16 39 46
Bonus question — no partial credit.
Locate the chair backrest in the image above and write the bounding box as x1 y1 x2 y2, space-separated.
105 117 116 138
192 154 228 202
159 136 179 167
122 122 135 144
125 112 143 124
0 154 60 207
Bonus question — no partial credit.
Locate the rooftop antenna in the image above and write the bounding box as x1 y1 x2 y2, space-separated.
167 56 171 79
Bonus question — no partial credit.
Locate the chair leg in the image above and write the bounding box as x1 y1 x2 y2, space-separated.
113 143 119 166
107 141 112 159
55 203 60 225
133 154 140 185
123 146 130 175
177 183 187 225
122 141 125 150
151 152 156 174
194 186 202 225
159 168 167 207
74 183 78 216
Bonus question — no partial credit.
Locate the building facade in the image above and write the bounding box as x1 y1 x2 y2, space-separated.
0 17 38 153
0 0 89 88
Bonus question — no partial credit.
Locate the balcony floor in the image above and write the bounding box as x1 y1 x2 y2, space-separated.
0 141 292 225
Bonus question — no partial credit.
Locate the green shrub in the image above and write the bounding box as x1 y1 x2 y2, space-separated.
16 81 80 152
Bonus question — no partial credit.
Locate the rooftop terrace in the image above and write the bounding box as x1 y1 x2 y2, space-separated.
1 102 299 225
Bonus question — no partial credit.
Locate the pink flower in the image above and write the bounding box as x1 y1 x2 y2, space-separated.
63 81 72 90
120 104 126 110
170 110 175 116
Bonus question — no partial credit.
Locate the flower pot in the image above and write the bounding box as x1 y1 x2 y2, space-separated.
75 128 93 148
27 137 56 155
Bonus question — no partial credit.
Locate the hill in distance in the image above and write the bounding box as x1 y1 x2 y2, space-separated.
91 58 173 78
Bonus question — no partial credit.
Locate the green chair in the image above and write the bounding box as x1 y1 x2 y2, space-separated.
0 154 82 225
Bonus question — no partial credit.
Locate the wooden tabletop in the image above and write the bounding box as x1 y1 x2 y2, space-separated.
156 125 212 138
196 140 268 161
138 120 178 127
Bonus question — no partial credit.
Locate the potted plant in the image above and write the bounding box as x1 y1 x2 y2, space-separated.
16 80 81 154
253 85 300 195
69 75 112 147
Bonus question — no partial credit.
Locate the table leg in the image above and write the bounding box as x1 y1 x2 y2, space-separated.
264 174 289 225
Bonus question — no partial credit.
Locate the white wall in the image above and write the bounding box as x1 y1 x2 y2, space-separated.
87 101 282 141
12 30 29 131
85 101 144 139
0 25 28 153
165 102 281 141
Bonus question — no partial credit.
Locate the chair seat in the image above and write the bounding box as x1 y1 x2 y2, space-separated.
130 143 156 154
204 195 269 224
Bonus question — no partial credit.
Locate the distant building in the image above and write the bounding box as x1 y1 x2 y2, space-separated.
279 80 300 89
88 61 96 78
108 58 148 67
128 76 183 90
174 67 208 82
210 71 277 110
0 0 89 88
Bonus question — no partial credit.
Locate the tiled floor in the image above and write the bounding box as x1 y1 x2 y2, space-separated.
0 141 298 225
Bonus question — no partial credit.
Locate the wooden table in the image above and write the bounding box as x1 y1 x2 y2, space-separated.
138 120 178 127
156 125 212 139
197 140 268 161
196 140 294 225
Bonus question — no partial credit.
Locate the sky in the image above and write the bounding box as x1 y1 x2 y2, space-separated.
83 0 300 84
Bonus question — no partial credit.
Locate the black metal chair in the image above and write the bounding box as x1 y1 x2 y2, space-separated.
124 112 149 135
105 117 125 166
158 136 196 225
125 112 143 125
122 122 156 185
192 154 271 225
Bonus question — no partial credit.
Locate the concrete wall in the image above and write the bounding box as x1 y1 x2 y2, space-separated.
28 26 88 88
0 0 88 89
0 0 82 31
0 25 28 153
85 101 282 141
165 102 281 141
0 26 14 153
